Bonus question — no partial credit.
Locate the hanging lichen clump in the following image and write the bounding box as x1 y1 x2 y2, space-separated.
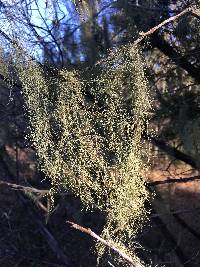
93 44 151 265
4 42 151 266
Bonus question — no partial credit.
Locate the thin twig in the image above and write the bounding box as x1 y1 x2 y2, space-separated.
0 180 49 212
67 221 143 267
108 261 116 267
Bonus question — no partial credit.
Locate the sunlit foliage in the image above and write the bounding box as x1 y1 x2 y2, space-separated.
1 42 151 265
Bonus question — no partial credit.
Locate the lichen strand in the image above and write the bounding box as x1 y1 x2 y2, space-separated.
8 43 151 266
94 44 151 265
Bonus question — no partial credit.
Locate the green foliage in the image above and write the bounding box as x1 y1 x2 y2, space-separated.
2 43 152 265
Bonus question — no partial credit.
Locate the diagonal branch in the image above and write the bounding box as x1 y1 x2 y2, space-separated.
94 6 196 68
145 134 198 169
0 180 49 195
0 150 70 266
67 221 143 267
151 33 200 83
135 6 194 42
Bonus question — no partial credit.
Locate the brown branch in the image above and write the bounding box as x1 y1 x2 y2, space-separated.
0 180 49 212
147 175 200 187
93 6 195 68
0 180 49 195
67 221 143 267
136 7 193 41
0 150 69 266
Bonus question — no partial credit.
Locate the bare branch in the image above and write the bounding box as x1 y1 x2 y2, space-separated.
94 6 195 69
67 221 143 267
0 151 69 266
0 180 49 195
136 7 193 41
147 175 200 187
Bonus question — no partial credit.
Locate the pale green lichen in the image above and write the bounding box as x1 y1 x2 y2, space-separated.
1 42 152 266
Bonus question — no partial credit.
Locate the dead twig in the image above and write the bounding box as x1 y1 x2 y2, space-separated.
0 180 48 212
67 221 143 267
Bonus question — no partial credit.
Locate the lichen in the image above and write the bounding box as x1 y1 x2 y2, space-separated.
1 42 152 266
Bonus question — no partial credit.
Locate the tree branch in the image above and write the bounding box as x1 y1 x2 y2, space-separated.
147 175 200 187
145 134 198 170
0 180 49 195
94 6 196 68
0 150 69 266
151 33 200 83
67 221 143 267
136 7 193 41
